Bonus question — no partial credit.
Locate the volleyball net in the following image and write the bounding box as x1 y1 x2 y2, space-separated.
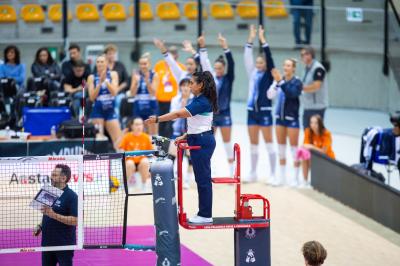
0 153 127 253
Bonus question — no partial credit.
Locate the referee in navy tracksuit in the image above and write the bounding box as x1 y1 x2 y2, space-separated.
146 71 218 224
34 164 78 266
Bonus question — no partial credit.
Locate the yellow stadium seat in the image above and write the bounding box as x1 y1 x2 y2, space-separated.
210 1 234 19
48 4 72 22
183 2 207 20
156 2 180 20
0 5 17 23
129 3 154 21
264 0 288 18
20 4 45 23
237 1 258 19
102 3 126 21
76 3 100 22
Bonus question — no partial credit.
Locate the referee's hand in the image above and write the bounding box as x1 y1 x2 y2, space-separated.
145 116 157 124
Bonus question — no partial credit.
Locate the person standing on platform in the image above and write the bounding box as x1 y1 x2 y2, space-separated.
154 46 185 138
300 46 328 129
146 71 218 224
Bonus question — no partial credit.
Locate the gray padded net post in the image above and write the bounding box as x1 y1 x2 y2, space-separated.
150 158 181 266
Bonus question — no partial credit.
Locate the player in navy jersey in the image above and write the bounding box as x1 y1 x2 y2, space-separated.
88 54 122 150
197 33 236 174
130 53 160 135
268 59 303 186
244 25 277 183
146 71 218 224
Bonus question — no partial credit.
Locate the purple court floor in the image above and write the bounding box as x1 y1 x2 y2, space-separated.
0 226 212 266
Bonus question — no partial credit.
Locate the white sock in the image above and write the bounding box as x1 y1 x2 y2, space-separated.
250 144 258 174
266 143 276 176
294 166 300 182
279 165 286 182
224 142 234 161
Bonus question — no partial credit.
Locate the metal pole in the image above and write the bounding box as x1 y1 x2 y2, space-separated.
197 0 203 37
62 0 68 57
258 0 264 53
320 0 330 72
132 0 141 62
383 0 389 76
134 0 140 38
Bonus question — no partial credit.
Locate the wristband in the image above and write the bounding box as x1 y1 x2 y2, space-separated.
155 116 159 123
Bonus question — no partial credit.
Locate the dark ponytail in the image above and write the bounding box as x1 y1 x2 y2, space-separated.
192 71 219 114
215 55 226 66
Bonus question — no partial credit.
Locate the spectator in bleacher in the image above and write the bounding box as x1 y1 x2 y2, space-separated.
154 38 200 83
88 54 122 151
31 47 62 92
197 33 236 174
0 45 25 89
63 60 90 117
267 59 303 187
130 52 159 135
61 43 90 79
302 240 327 266
119 117 152 190
297 114 335 188
103 44 129 124
154 45 185 138
243 25 277 183
301 46 328 129
290 0 314 48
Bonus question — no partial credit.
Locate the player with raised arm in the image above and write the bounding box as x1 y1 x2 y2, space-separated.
244 25 277 183
198 33 236 174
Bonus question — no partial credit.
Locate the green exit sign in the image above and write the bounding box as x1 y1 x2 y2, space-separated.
346 7 363 22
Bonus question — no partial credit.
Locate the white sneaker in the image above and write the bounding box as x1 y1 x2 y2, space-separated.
266 175 276 185
273 176 284 187
243 172 257 183
298 178 308 189
288 175 298 188
188 215 213 224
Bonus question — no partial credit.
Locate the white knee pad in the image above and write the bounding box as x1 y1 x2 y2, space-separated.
278 144 286 160
265 143 275 154
224 141 234 160
291 146 298 162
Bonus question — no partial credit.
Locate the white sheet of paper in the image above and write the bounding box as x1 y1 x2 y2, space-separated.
30 184 64 211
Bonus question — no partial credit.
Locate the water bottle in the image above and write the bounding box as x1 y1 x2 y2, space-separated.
51 125 56 139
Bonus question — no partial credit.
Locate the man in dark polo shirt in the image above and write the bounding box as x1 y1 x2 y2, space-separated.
34 164 78 266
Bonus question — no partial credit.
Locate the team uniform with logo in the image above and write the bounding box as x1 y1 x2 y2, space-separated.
90 70 118 121
267 77 303 128
133 71 158 120
244 43 275 127
198 48 235 127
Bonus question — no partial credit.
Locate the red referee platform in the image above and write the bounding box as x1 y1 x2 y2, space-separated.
176 140 271 266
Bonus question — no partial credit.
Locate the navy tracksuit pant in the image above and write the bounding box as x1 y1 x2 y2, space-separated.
187 130 216 218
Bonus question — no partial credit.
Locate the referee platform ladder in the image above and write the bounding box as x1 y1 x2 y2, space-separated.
176 141 270 229
176 141 271 265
